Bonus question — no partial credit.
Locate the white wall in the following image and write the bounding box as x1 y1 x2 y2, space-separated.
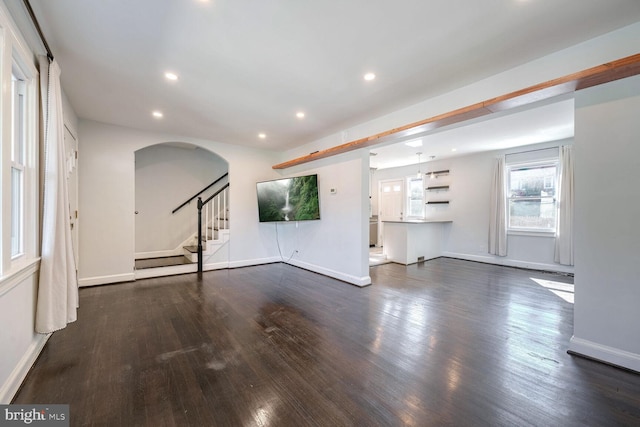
78 120 369 287
569 75 640 372
135 144 227 254
274 151 371 286
78 120 285 286
371 141 574 273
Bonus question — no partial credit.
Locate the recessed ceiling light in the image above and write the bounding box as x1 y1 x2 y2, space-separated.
258 133 267 139
451 148 457 152
405 139 422 148
296 112 305 119
164 72 178 81
364 72 376 81
152 111 163 119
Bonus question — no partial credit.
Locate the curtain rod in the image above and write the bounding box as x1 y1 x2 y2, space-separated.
22 0 54 61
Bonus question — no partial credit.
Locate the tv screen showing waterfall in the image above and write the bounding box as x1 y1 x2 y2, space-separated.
256 174 320 222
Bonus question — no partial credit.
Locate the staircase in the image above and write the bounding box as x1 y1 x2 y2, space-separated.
184 183 230 270
183 205 230 263
134 178 230 279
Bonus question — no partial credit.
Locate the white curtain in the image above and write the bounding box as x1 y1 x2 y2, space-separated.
554 145 574 266
36 59 78 334
488 156 507 256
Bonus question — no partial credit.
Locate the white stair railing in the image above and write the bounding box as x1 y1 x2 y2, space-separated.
202 185 229 242
197 183 229 272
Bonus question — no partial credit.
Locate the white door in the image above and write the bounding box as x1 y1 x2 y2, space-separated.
64 126 79 269
378 179 404 247
379 179 404 221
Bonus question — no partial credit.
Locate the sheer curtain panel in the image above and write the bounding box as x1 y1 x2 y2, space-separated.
489 156 507 256
554 145 574 266
36 59 78 334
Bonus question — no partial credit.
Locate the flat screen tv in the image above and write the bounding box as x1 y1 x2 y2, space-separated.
256 174 320 222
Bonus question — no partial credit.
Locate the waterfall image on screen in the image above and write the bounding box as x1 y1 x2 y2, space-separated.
256 175 320 222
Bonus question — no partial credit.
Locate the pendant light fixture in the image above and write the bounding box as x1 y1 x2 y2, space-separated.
429 156 436 179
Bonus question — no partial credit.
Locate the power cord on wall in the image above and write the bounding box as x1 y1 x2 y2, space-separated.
275 222 299 262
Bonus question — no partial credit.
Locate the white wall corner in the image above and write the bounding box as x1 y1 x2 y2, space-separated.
285 259 372 287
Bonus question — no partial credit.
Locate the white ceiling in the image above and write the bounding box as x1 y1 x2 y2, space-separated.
25 0 640 156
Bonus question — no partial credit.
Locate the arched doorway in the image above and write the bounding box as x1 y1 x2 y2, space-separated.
134 142 229 274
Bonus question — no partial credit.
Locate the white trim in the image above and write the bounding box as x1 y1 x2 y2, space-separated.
228 257 281 269
0 257 39 297
0 333 49 404
83 259 372 287
568 336 640 374
285 259 372 287
203 261 231 271
0 3 39 76
78 273 135 287
441 251 574 274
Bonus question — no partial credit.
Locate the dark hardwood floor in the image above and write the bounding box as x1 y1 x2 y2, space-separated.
13 259 640 426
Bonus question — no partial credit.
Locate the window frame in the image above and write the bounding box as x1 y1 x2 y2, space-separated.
0 23 39 277
506 160 559 235
10 72 27 258
406 174 425 219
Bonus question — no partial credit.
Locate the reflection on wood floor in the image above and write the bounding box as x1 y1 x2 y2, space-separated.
14 259 640 426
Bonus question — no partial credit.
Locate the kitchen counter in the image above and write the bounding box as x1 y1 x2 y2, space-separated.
381 220 452 265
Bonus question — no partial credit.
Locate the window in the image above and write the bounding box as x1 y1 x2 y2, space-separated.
507 162 558 232
11 73 26 257
407 176 424 218
0 12 39 278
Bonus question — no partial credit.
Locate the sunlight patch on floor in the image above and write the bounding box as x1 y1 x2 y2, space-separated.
530 277 574 303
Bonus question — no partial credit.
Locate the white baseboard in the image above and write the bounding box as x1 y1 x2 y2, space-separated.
80 258 371 288
442 252 575 274
228 257 281 269
0 333 49 404
285 259 372 287
78 273 136 287
568 336 640 373
203 262 231 271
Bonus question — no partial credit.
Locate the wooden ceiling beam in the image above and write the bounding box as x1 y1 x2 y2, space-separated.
273 53 640 170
